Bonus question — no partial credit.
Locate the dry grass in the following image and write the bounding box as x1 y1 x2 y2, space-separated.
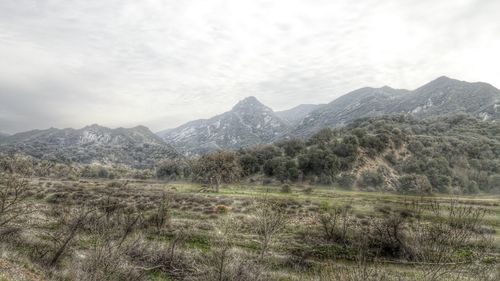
0 178 498 281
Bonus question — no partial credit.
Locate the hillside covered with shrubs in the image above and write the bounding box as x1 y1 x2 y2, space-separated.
2 114 499 195
157 114 500 194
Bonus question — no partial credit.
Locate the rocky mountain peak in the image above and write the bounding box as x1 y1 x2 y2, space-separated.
232 96 270 112
158 96 288 154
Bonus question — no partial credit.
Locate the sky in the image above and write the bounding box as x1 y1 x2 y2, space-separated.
0 0 499 134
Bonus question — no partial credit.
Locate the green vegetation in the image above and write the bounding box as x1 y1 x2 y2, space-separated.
158 115 500 195
2 115 499 195
0 115 499 280
0 151 499 280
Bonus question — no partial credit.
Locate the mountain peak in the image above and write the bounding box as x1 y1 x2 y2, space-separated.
435 75 452 81
83 124 106 130
427 75 460 85
232 96 269 111
159 96 287 154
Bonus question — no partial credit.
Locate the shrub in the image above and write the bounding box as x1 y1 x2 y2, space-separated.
359 170 384 188
280 184 291 193
214 204 230 214
337 174 356 189
399 174 432 194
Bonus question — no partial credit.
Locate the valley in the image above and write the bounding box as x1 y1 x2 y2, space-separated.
0 177 498 280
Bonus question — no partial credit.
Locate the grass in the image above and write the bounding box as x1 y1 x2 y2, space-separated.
2 178 499 280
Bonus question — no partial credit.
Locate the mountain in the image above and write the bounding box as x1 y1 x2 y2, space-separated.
0 124 178 167
158 96 289 154
389 76 500 120
159 77 500 153
275 104 325 124
290 86 409 137
290 77 500 137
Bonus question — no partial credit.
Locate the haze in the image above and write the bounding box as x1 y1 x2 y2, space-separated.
1 0 499 134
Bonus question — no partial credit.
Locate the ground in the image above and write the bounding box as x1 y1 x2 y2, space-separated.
1 178 499 280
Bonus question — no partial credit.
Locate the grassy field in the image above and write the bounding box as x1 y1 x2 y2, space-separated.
0 178 499 280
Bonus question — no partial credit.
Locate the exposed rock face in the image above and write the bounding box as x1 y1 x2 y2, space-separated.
389 76 500 120
156 76 500 153
289 86 409 137
290 76 500 137
157 96 289 154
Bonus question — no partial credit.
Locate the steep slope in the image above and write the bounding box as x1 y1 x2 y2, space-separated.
158 96 289 154
275 104 325 124
290 86 409 137
0 124 178 167
289 77 500 138
388 76 500 120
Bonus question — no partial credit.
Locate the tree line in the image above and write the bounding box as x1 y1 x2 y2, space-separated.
2 114 499 194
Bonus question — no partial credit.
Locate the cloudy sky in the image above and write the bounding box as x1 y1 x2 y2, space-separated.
0 0 499 133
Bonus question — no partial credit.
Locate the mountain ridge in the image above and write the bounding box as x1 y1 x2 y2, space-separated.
158 96 289 154
275 104 325 125
289 76 500 137
0 124 178 167
156 76 500 153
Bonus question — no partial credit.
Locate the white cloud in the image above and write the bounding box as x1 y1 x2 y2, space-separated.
0 0 499 133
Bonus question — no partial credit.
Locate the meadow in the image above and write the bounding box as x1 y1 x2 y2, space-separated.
0 177 498 281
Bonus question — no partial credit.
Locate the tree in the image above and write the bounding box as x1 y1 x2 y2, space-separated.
278 139 306 158
487 174 500 192
359 170 384 188
208 217 239 281
146 193 171 233
298 147 340 180
193 151 241 192
318 205 351 243
337 174 356 189
45 206 94 266
156 158 191 180
263 157 298 183
0 155 33 230
254 197 289 261
399 174 432 194
0 174 30 229
308 128 335 146
238 154 260 176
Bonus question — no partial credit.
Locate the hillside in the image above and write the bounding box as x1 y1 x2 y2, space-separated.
0 124 178 168
290 77 500 137
182 114 499 194
289 86 409 137
158 96 289 154
389 76 500 120
157 77 500 154
275 104 325 124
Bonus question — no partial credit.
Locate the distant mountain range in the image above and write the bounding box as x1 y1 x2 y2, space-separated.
157 76 500 153
0 124 178 167
1 76 499 160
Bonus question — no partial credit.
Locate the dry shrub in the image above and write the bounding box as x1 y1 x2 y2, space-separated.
214 204 230 214
198 217 271 281
125 233 197 280
74 239 145 281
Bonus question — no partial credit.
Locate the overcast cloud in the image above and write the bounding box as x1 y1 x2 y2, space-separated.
0 0 499 133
